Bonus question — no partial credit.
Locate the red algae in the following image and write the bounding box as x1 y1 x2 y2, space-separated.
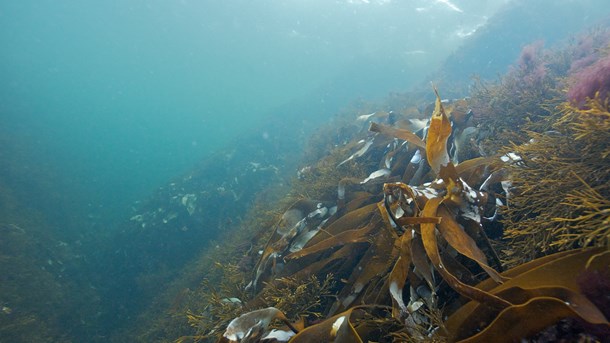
514 41 548 88
568 54 610 105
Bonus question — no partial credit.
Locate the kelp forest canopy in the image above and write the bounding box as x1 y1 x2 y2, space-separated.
173 29 610 342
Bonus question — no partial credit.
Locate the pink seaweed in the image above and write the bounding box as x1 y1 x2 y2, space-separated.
567 54 610 105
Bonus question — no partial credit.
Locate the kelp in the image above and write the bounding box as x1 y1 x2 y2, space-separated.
211 89 522 342
184 48 610 342
379 92 510 321
248 199 336 291
369 122 426 150
445 247 610 342
144 25 610 343
288 305 394 342
292 140 371 201
181 81 610 343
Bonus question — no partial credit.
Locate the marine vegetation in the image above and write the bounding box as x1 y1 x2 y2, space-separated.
502 97 610 266
168 29 610 343
177 86 609 342
568 47 610 105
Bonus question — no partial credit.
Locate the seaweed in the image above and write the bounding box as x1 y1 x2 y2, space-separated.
444 247 610 342
212 84 609 343
214 89 516 342
155 29 610 343
287 305 394 342
502 97 610 265
259 274 336 321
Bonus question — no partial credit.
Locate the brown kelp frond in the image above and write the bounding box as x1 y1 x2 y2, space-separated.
382 91 507 314
444 247 610 343
163 28 610 343
213 88 512 342
248 200 337 292
502 97 610 265
369 122 426 149
288 305 393 342
420 197 510 310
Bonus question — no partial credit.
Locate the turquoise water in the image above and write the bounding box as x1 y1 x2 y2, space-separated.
0 0 507 223
1 0 609 341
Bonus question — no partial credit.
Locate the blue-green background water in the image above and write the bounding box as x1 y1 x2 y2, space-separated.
1 0 508 225
1 0 609 340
